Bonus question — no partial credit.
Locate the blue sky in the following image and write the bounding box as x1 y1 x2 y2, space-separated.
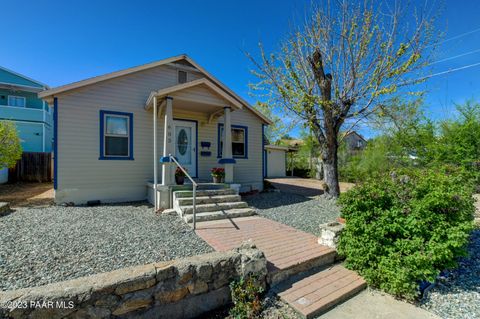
2 0 479 138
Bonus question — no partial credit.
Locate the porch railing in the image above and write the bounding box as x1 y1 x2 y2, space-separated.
169 154 197 230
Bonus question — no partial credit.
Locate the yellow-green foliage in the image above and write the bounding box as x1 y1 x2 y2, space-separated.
0 121 22 168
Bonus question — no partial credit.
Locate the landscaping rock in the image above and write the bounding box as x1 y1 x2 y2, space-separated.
318 221 345 249
0 202 213 291
0 246 267 319
0 202 11 216
245 192 341 237
420 229 480 318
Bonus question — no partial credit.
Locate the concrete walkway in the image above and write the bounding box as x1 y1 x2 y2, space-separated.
319 290 440 319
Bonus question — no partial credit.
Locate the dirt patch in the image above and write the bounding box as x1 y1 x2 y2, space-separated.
0 183 53 208
265 177 354 197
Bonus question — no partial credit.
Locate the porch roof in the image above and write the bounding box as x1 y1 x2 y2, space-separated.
144 78 243 111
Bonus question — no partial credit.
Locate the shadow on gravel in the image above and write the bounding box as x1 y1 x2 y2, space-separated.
243 191 310 209
268 181 325 197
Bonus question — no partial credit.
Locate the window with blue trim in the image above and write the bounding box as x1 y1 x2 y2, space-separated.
100 110 134 160
218 124 248 158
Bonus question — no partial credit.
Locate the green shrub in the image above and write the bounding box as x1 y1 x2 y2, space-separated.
337 167 475 300
229 276 263 319
0 121 22 168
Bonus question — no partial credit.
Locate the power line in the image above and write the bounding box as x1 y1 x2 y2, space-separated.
432 26 480 47
418 61 480 81
430 48 480 65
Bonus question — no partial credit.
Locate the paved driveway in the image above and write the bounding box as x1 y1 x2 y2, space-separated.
266 178 354 197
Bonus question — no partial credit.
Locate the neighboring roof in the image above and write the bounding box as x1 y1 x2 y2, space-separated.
144 78 243 110
280 139 304 148
38 54 272 124
0 66 49 90
343 131 367 142
265 145 297 152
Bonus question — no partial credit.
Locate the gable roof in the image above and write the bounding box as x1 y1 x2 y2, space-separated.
0 66 49 91
144 78 243 110
38 54 272 124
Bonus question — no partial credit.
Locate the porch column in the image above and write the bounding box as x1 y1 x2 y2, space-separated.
153 96 158 210
161 96 175 186
219 106 235 183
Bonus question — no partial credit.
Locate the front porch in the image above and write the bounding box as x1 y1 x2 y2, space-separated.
143 78 251 210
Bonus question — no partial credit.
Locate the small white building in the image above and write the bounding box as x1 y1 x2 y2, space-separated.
39 55 272 208
264 145 296 178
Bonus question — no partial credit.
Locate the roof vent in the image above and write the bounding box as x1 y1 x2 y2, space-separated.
178 70 187 84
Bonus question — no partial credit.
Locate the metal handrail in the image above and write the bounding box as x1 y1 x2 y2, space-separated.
168 154 197 230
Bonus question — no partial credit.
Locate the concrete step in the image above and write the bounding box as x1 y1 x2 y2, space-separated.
181 201 249 215
175 194 242 206
275 264 366 319
174 188 236 199
183 208 256 223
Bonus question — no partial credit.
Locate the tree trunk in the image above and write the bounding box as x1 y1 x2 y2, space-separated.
322 140 340 198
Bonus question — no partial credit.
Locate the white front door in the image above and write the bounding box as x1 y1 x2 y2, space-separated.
173 120 197 177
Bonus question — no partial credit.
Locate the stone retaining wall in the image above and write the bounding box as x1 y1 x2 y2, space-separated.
0 242 267 319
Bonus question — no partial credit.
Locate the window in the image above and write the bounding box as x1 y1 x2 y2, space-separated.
218 124 248 158
99 110 134 160
178 70 187 84
8 96 26 107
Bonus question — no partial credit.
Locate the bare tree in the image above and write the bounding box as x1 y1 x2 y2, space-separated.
249 0 437 197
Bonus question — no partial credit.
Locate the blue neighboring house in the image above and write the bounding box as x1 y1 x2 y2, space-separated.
0 66 52 152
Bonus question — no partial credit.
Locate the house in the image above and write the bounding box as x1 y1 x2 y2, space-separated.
38 55 272 208
264 145 297 178
343 131 367 152
0 66 52 152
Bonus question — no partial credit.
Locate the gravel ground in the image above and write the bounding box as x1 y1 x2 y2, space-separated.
0 202 213 291
419 229 480 319
244 191 341 236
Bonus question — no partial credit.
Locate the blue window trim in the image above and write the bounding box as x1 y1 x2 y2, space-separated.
53 97 58 190
173 118 198 178
99 110 134 160
217 123 248 159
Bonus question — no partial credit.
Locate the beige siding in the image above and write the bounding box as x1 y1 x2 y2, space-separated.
55 65 264 204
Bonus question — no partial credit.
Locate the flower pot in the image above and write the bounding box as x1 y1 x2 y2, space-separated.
175 175 185 185
212 176 224 183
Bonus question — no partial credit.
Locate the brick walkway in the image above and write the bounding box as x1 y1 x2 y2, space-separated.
277 264 367 318
196 216 367 318
195 216 336 283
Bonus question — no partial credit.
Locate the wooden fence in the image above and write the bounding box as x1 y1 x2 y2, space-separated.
8 152 53 183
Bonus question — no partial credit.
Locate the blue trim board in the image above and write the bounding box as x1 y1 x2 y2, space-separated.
218 158 236 164
173 118 198 178
262 124 266 178
160 156 171 163
160 156 179 162
99 110 134 160
217 123 248 159
53 97 58 190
